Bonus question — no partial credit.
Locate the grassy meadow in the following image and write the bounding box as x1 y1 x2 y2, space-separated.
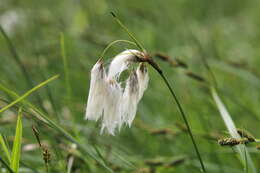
0 0 260 172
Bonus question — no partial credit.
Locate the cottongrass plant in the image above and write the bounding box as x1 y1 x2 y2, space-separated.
85 12 207 173
85 50 149 135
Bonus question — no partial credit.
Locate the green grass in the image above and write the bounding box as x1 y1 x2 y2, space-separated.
1 0 260 172
10 108 23 173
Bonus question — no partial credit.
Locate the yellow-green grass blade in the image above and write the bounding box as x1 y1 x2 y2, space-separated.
0 25 46 112
0 134 11 163
10 107 23 173
60 33 71 104
0 75 59 113
0 84 115 173
211 87 256 173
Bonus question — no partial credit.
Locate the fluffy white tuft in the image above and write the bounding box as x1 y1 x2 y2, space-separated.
121 71 140 127
101 81 122 135
107 49 140 80
136 63 149 101
85 50 149 135
85 60 106 121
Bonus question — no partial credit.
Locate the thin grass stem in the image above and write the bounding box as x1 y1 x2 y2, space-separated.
0 75 59 113
244 145 248 173
100 39 137 58
60 33 71 105
110 12 145 52
158 72 207 173
110 12 207 173
0 84 115 173
0 25 46 112
0 157 14 173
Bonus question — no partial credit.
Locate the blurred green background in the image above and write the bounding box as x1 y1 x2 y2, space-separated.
0 0 260 172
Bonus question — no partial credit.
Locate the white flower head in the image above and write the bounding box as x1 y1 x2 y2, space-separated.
136 63 149 101
85 59 106 121
108 49 142 79
121 71 140 127
85 49 149 135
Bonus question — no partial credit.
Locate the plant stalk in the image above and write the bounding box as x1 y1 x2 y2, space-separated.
151 63 206 173
0 157 14 173
110 12 206 172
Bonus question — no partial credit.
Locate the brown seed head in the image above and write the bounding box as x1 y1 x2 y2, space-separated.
218 138 241 146
237 128 255 142
150 128 173 135
42 147 51 164
185 71 206 83
144 159 164 167
165 157 186 168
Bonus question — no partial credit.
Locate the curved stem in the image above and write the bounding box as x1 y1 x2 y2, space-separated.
111 12 146 52
154 68 207 173
110 12 206 172
100 40 137 58
255 139 260 143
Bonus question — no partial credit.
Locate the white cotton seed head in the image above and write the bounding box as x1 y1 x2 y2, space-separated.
101 81 123 135
85 50 149 135
85 60 106 121
121 71 140 127
136 63 149 101
107 49 141 80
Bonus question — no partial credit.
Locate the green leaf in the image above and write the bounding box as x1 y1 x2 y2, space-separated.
0 134 11 163
10 107 23 173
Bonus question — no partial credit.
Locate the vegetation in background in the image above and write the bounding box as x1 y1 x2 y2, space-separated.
0 0 260 172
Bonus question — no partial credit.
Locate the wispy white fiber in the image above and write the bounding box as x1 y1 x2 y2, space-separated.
107 49 140 80
101 81 122 135
136 63 149 101
85 60 106 121
85 49 149 135
121 71 140 126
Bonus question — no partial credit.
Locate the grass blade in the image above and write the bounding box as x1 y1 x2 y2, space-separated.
10 107 23 173
0 75 59 113
0 134 11 163
0 83 115 173
93 145 108 166
0 25 46 112
60 33 71 104
211 60 260 89
211 87 256 173
244 146 248 173
0 157 14 173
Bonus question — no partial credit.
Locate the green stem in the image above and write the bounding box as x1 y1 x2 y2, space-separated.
244 145 248 173
46 163 49 173
110 12 206 172
157 70 207 173
60 33 71 105
110 12 145 52
100 40 137 58
255 139 260 143
0 157 14 173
